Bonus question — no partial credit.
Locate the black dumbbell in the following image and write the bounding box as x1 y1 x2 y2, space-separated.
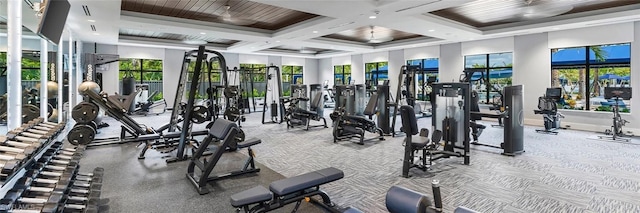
6 186 99 213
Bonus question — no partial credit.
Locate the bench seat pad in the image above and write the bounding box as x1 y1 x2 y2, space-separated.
230 186 273 207
269 167 344 196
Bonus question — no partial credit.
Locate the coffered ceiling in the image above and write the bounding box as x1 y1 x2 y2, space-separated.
21 0 640 58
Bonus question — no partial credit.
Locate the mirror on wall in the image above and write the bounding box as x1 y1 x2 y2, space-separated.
0 17 60 125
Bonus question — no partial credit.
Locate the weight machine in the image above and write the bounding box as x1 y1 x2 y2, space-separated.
391 65 431 137
71 46 226 162
262 66 285 124
598 87 633 142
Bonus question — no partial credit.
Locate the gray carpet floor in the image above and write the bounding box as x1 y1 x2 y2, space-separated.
77 110 640 213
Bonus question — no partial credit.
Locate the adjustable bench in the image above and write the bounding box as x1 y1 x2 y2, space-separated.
231 167 344 213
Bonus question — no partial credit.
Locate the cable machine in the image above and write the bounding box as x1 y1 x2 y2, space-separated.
262 66 284 124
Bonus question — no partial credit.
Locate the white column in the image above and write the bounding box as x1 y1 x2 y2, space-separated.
67 33 73 121
40 40 48 121
75 41 82 104
57 41 63 123
7 0 23 129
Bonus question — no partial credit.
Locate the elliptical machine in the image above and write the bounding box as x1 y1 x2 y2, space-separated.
599 87 633 142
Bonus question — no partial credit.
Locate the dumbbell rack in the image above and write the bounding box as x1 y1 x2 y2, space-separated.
0 118 104 212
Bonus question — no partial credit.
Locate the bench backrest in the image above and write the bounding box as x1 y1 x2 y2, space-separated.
364 93 378 116
399 105 418 136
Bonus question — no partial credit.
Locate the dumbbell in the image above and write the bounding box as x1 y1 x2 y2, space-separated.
0 144 36 158
26 120 65 134
0 132 49 145
0 137 41 149
0 159 20 176
5 187 99 213
49 141 82 153
29 117 61 127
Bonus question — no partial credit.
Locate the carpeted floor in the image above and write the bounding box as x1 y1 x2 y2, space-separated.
77 109 640 213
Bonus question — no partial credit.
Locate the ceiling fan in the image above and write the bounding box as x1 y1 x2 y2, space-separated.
515 0 574 20
218 4 258 26
367 26 393 44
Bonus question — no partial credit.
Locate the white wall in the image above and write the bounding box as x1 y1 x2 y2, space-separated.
319 58 333 87
305 58 320 85
332 56 351 66
268 55 282 67
362 51 388 63
514 33 550 122
240 54 268 65
163 49 185 107
117 46 164 60
548 23 634 49
388 49 404 97
404 46 439 60
439 43 463 82
461 37 514 56
223 53 240 85
351 54 364 84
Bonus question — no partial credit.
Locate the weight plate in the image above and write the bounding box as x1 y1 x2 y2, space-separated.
72 102 99 123
190 105 209 124
224 86 239 98
224 107 240 121
22 104 40 124
67 124 96 146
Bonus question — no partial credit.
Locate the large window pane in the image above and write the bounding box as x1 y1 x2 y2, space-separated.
551 43 630 112
119 58 163 100
489 53 512 68
465 54 487 68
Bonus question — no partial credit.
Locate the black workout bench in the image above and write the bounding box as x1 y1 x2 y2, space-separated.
230 167 344 212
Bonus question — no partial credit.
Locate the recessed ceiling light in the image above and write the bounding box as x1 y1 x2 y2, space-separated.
200 32 206 35
428 29 435 32
313 31 318 33
552 27 561 30
369 15 377 19
87 19 96 22
276 40 281 43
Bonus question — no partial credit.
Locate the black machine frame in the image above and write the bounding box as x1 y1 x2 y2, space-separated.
262 66 285 124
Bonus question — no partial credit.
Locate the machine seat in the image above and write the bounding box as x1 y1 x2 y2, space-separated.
237 138 262 149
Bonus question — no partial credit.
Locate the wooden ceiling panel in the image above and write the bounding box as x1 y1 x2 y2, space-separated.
323 26 425 44
431 0 640 28
119 29 239 45
121 0 319 30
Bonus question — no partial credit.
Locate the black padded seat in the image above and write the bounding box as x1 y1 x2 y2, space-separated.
410 135 430 149
386 186 431 213
208 119 237 139
237 138 262 149
230 186 272 207
269 167 344 196
345 115 373 123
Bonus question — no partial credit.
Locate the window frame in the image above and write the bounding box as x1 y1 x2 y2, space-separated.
334 65 351 85
406 58 439 101
464 52 513 104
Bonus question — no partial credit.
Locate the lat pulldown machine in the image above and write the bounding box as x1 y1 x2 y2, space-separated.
262 66 285 124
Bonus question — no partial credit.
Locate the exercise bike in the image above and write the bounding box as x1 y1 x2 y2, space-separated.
599 87 633 142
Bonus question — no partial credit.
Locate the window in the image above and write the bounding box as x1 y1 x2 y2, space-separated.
464 52 513 104
186 59 221 99
407 58 439 101
365 62 388 87
551 43 631 112
282 65 303 96
239 63 267 98
119 58 163 100
334 65 351 85
0 52 43 81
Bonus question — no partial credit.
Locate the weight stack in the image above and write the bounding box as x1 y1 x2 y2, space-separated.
122 76 136 95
